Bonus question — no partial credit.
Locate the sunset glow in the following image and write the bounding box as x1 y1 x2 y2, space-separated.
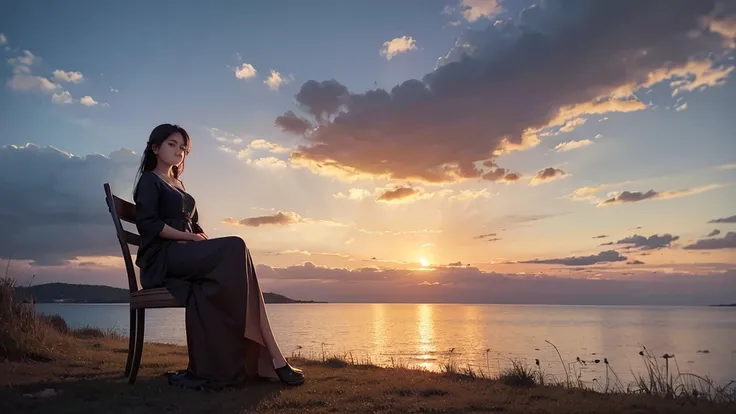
1 1 735 305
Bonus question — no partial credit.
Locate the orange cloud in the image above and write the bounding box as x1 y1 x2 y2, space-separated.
222 212 302 227
275 2 731 184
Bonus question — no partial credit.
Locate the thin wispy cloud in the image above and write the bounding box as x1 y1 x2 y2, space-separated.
553 139 593 152
599 184 726 206
708 215 736 224
520 250 628 267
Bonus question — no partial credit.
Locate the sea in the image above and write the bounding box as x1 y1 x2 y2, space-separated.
35 303 736 388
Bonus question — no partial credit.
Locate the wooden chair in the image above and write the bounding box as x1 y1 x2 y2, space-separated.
103 183 182 384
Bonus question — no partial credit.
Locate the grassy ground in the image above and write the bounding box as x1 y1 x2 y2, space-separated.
2 276 734 413
3 335 734 414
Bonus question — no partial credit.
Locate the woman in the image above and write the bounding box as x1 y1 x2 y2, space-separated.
133 123 304 390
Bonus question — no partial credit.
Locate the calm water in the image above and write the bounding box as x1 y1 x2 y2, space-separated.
36 303 736 386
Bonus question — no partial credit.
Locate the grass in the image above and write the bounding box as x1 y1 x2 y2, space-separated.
1 273 735 413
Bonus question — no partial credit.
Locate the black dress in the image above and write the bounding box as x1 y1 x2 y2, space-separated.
133 171 279 388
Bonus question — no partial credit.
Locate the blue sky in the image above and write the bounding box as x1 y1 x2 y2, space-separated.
1 0 735 304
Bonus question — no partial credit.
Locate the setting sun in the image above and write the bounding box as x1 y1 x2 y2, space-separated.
419 257 430 268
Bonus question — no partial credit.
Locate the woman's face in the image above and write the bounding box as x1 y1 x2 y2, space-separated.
154 132 188 168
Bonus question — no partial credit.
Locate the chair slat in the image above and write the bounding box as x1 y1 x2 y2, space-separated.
131 288 171 296
122 230 141 246
130 288 181 309
113 195 136 224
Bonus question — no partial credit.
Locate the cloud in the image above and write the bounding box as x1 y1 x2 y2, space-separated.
592 235 608 239
274 111 313 135
247 139 290 153
80 96 102 106
520 250 628 266
235 63 257 80
709 14 736 48
214 129 291 168
474 233 496 239
684 232 736 250
249 156 288 169
7 51 51 94
708 229 721 237
376 186 421 203
614 234 679 250
355 228 442 236
6 50 104 107
0 143 139 265
458 0 502 22
8 72 59 93
52 70 84 84
264 70 294 91
529 167 567 186
267 250 350 259
333 185 487 203
209 127 244 145
51 91 73 105
276 1 734 185
254 262 736 305
627 260 646 265
222 212 302 227
708 214 736 223
553 139 593 152
599 184 725 206
222 211 347 228
0 33 6 45
380 36 418 60
447 188 493 201
675 102 688 111
333 188 372 200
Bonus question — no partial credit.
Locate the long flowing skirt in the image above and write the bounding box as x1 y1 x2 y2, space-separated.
160 236 279 388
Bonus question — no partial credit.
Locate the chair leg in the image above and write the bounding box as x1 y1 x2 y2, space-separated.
128 309 146 384
124 309 136 378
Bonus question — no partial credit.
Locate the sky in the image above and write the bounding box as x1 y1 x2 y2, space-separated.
1 0 735 305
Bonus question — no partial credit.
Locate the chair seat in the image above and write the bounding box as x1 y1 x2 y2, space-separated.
130 287 182 309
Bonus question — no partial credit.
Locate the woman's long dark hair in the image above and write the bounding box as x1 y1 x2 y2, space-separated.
133 123 191 196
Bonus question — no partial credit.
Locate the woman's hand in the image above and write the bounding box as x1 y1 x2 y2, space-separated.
188 232 207 242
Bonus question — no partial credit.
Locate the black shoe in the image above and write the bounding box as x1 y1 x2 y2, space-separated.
275 364 304 385
286 363 303 374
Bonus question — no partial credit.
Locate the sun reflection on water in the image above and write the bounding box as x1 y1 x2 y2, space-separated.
416 303 436 370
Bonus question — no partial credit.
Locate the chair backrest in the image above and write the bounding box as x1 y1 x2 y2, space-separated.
103 183 142 293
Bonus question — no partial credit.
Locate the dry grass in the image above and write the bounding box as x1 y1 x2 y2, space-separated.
2 274 735 413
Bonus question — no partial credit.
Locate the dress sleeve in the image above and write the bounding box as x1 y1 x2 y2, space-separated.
134 172 165 238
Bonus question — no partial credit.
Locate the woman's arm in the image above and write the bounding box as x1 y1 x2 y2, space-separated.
191 208 209 239
134 173 199 242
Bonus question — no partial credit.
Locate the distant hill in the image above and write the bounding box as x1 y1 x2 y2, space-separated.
14 283 325 304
